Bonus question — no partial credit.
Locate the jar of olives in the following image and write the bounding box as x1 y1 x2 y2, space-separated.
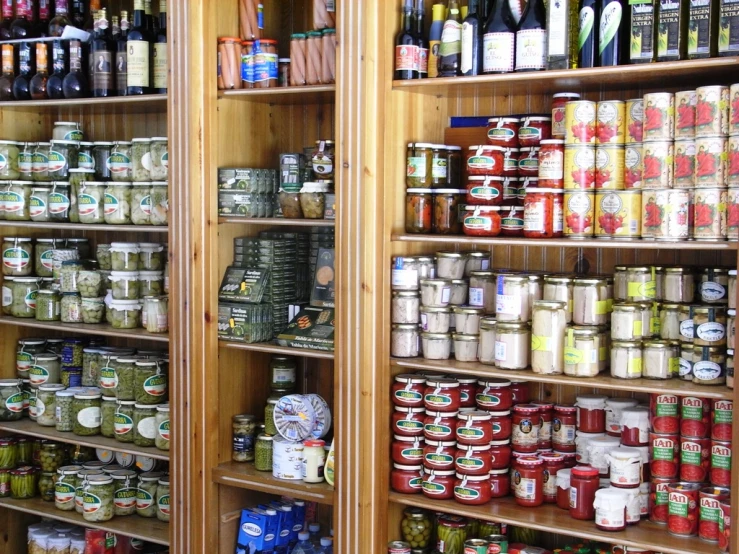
0 140 20 179
134 360 167 404
93 142 113 180
137 472 164 518
83 474 114 522
101 396 117 438
109 300 142 329
48 140 79 180
61 292 82 323
255 434 274 471
75 468 103 513
10 466 37 499
110 242 140 271
2 237 33 276
104 182 132 224
33 142 52 182
110 469 138 516
28 354 60 388
109 141 133 182
150 182 169 225
36 384 65 426
73 390 102 436
60 260 83 293
78 141 94 170
155 405 170 451
400 508 433 549
138 271 163 297
38 472 55 502
39 442 64 473
114 400 136 443
133 404 157 447
131 182 152 225
55 465 81 511
110 356 139 400
10 277 39 318
55 389 76 431
35 289 61 322
0 438 17 469
156 477 170 522
232 414 257 462
265 397 278 436
18 142 33 180
111 271 141 300
150 138 168 181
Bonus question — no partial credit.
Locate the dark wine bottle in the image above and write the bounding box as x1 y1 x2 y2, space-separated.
116 10 129 95
439 0 463 76
11 0 35 39
91 7 113 97
516 0 548 70
414 0 429 78
578 0 599 66
153 0 167 93
0 44 15 100
461 0 482 76
127 0 151 95
0 0 14 40
599 0 624 66
62 38 88 98
12 41 34 99
46 39 66 99
30 41 48 99
70 0 83 28
48 0 70 37
482 0 517 73
35 0 50 36
394 0 418 80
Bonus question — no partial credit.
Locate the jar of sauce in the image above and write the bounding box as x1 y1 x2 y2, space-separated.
513 457 544 507
392 374 426 408
487 118 520 148
519 116 552 147
454 473 492 505
576 431 605 463
594 488 629 531
500 205 525 236
466 146 506 176
456 411 493 446
511 405 541 454
606 447 643 489
620 407 650 446
576 394 608 433
552 405 577 452
475 378 513 411
462 205 502 237
432 189 464 234
490 468 510 498
405 189 433 234
489 411 513 440
392 435 425 465
540 453 566 503
605 397 639 436
502 149 520 177
457 377 477 408
532 401 554 448
421 468 456 500
423 439 456 470
538 140 565 188
455 444 493 476
489 439 512 469
423 378 460 412
523 189 564 238
391 464 423 494
556 467 572 510
518 147 540 177
569 465 600 520
423 410 458 441
466 176 504 205
552 93 582 138
559 451 578 468
517 176 537 205
509 381 531 405
393 407 425 437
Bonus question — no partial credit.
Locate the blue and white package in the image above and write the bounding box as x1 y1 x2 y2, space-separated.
236 508 268 554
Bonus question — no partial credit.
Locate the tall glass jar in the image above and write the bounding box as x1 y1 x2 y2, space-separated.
35 289 60 322
496 274 530 323
155 405 170 451
255 434 274 471
563 326 601 377
611 341 643 379
531 301 567 375
82 474 114 523
55 389 75 432
495 322 531 370
54 465 81 511
573 278 611 325
136 472 165 518
156 477 170 522
36 384 65 427
73 390 102 436
469 271 496 315
133 404 157 447
150 138 168 181
110 469 138 516
109 142 133 182
104 183 132 224
114 400 136 443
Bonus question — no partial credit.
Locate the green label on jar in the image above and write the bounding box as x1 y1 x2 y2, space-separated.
64 131 83 141
454 485 480 500
396 419 423 431
424 424 452 437
476 394 501 407
488 128 516 140
424 393 452 407
5 393 24 413
158 420 170 440
28 365 49 386
161 152 168 168
107 153 131 175
157 494 170 515
104 193 120 216
422 481 447 495
401 447 422 459
83 492 102 513
136 488 154 509
24 290 37 309
470 186 500 199
55 482 76 503
40 250 54 271
394 390 422 402
48 151 66 173
29 195 46 218
48 192 70 215
78 194 99 217
425 453 454 465
519 158 539 170
19 153 32 173
140 195 152 215
114 413 134 435
143 375 167 397
32 152 49 171
114 487 137 509
3 247 30 269
467 155 495 169
99 368 118 389
456 456 484 469
78 152 94 169
457 426 484 439
4 191 24 214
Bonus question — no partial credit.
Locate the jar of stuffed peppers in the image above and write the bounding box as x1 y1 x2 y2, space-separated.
433 189 464 234
406 189 433 233
524 188 564 238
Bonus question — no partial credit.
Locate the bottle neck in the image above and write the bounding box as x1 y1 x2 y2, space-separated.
468 0 479 15
159 8 166 32
402 8 413 31
132 8 145 29
54 0 68 15
39 0 49 20
431 3 445 22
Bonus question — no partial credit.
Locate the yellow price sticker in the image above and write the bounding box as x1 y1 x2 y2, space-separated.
628 357 643 375
531 335 551 352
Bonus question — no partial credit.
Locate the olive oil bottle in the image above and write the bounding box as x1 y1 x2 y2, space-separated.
718 0 739 56
600 0 625 65
578 0 600 67
687 0 718 58
657 0 688 60
547 0 581 68
629 0 656 62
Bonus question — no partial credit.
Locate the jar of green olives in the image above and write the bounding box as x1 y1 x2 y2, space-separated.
109 141 133 182
232 414 256 462
10 466 37 499
55 389 76 432
2 237 33 276
38 472 55 501
0 438 17 469
114 400 136 443
28 354 60 388
34 238 57 277
136 472 164 518
60 260 83 293
0 379 24 421
401 508 433 549
36 384 65 426
270 356 297 391
255 434 274 471
9 277 39 318
39 442 64 473
110 242 140 270
61 367 82 387
73 390 102 436
75 468 103 513
155 405 170 451
104 182 132 224
96 244 112 270
82 348 103 387
33 142 51 182
156 476 170 522
55 465 81 511
264 396 279 436
133 404 157 447
101 396 117 438
150 181 169 226
16 437 32 464
29 185 51 222
18 142 33 180
61 338 84 366
134 360 167 404
83 474 114 522
111 469 138 516
109 300 142 329
48 182 72 222
35 289 60 322
61 292 82 323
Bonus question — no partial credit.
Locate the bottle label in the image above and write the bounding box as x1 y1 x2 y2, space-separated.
483 32 515 72
69 43 82 71
52 43 65 72
429 39 441 78
548 0 568 57
116 51 127 90
439 18 462 57
579 6 596 50
599 1 623 54
630 1 655 60
461 21 475 73
417 47 429 75
2 0 12 19
18 47 31 74
396 44 418 71
154 43 167 89
657 0 681 57
127 39 150 88
516 29 547 70
93 50 113 90
688 0 711 54
1 45 12 73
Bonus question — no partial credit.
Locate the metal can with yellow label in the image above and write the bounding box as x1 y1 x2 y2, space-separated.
564 190 595 238
730 83 739 136
642 188 690 241
626 98 644 144
624 144 643 189
564 145 596 189
694 137 728 188
596 100 626 145
595 146 625 189
642 141 675 189
675 90 697 140
643 93 675 142
595 190 642 239
729 136 739 187
674 140 696 188
565 101 597 145
692 187 728 241
727 186 739 240
695 85 730 138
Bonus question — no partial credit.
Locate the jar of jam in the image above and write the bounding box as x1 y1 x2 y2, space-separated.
500 205 525 236
393 407 426 437
466 146 506 176
559 451 578 468
422 468 455 500
432 189 464 234
540 453 566 503
552 405 578 452
576 431 606 463
576 394 608 433
513 457 544 507
490 468 510 498
423 439 457 470
454 473 492 505
517 176 537 204
594 488 629 531
552 93 582 138
620 407 650 446
455 444 493 476
569 465 600 520
606 447 643 489
423 378 460 412
391 463 424 494
466 176 504 205
407 143 433 188
511 405 541 454
556 467 572 510
456 411 493 446
405 189 433 234
538 140 565 188
532 401 554 448
392 435 425 465
509 381 531 405
519 116 552 147
423 410 458 441
457 377 477 408
523 189 564 238
489 439 512 469
502 149 519 177
475 378 513 411
518 147 540 176
489 411 513 440
462 205 502 237
487 118 520 148
605 397 639 436
392 374 426 407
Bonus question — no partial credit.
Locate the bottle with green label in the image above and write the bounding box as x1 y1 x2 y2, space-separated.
629 0 656 62
439 0 463 76
599 0 625 66
718 0 739 56
578 0 600 67
687 0 718 58
657 0 688 60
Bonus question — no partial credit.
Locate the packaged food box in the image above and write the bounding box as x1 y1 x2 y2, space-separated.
218 303 273 343
310 248 335 308
218 267 271 304
277 306 335 351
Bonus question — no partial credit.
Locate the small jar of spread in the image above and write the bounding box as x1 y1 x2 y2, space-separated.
594 488 629 531
517 176 537 205
607 447 643 489
556 467 572 510
454 444 492 476
502 148 520 177
423 378 460 412
405 189 433 234
518 147 540 176
500 205 525 236
466 146 506 176
559 451 578 468
538 140 565 188
576 431 606 463
423 439 457 470
456 411 493 446
519 116 552 147
511 404 541 454
523 188 564 238
391 464 423 494
576 394 608 433
620 407 650 446
393 407 426 437
392 374 426 408
406 143 433 188
487 117 520 148
490 468 510 498
454 473 492 505
509 381 531 405
532 401 554 448
423 410 458 441
569 465 600 520
476 379 513 410
552 405 578 452
489 411 513 441
513 456 544 507
462 205 502 237
466 176 504 205
431 145 449 187
540 453 566 503
392 435 425 465
457 377 477 408
605 397 639 436
489 439 512 469
421 468 455 500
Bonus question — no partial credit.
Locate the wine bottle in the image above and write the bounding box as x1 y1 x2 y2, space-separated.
629 0 656 63
46 39 66 99
428 3 445 77
116 10 129 95
48 0 71 37
394 0 418 80
516 0 548 71
578 0 599 66
153 0 167 93
84 0 100 33
11 0 35 39
0 0 13 40
414 0 429 78
127 0 151 95
599 0 624 66
547 0 580 68
70 0 83 28
62 38 87 97
461 0 482 75
483 0 517 73
0 44 15 100
12 41 33 99
656 0 688 60
36 0 50 36
30 42 48 99
92 7 113 97
439 0 463 76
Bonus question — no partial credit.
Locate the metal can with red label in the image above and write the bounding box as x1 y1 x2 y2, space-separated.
727 186 739 240
667 481 701 537
624 144 643 189
643 93 675 142
674 140 696 188
388 541 411 554
596 100 626 144
463 539 490 554
649 477 672 524
595 146 625 189
696 86 730 138
564 145 596 189
710 440 732 487
487 118 520 148
595 190 641 239
651 433 680 478
565 101 597 144
699 486 731 542
564 190 595 238
483 534 508 554
641 188 690 241
675 90 697 139
642 142 675 189
518 147 540 176
679 436 710 483
695 137 728 188
626 98 645 143
518 116 552 147
692 187 727 241
719 499 731 553
728 136 739 186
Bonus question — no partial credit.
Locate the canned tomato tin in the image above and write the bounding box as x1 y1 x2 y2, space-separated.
595 146 625 189
487 118 520 148
674 140 696 188
466 176 504 205
538 140 564 187
642 142 675 189
649 432 679 478
552 93 581 138
484 535 508 554
710 441 732 487
730 83 739 136
649 478 672 524
564 145 596 189
464 539 489 554
699 486 731 542
711 399 733 442
692 187 727 241
518 147 539 176
675 90 697 139
596 100 625 144
643 93 675 142
518 116 551 147
500 205 524 237
695 137 728 187
668 482 701 536
641 188 689 240
624 144 643 189
564 191 594 238
719 500 731 552
595 190 641 239
696 86 729 137
516 177 535 204
565 101 597 144
728 136 739 186
728 186 739 239
626 98 644 143
388 541 412 554
679 436 710 483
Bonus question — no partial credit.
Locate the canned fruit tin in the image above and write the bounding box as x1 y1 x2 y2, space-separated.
596 100 626 144
729 136 739 186
730 83 739 136
642 142 675 189
727 187 739 240
692 187 727 241
595 146 625 189
564 191 595 238
564 146 596 189
695 137 728 187
595 190 641 239
626 98 644 143
643 93 675 142
674 140 696 188
675 90 697 139
667 482 701 537
642 188 690 240
463 539 489 554
565 101 597 144
624 144 643 189
484 534 508 554
696 86 729 137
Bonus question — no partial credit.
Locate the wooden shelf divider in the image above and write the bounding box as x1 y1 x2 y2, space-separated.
0 221 168 233
0 317 170 343
220 340 335 360
218 217 336 227
218 85 336 104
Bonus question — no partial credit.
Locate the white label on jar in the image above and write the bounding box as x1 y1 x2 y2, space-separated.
137 416 157 439
679 357 692 376
680 319 694 338
77 406 101 428
441 287 451 304
420 313 429 330
606 411 621 434
609 460 641 486
693 361 722 381
273 368 295 384
554 423 576 446
141 152 152 171
569 485 578 508
496 293 520 315
29 366 49 386
524 202 545 231
391 268 418 289
1 286 11 307
701 282 726 302
34 397 45 417
469 287 484 307
495 340 507 361
596 507 625 529
312 154 333 176
55 405 62 423
99 368 118 389
696 322 725 342
517 476 537 501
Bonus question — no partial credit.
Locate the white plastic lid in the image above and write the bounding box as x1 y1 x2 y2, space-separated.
576 394 608 409
620 406 650 428
607 446 642 462
605 398 639 409
556 467 571 488
320 538 333 546
298 532 310 541
139 271 164 279
594 487 629 509
138 242 165 252
132 181 152 186
301 182 330 193
110 242 140 253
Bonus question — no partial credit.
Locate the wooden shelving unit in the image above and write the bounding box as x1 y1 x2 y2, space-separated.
218 217 336 227
220 340 335 360
0 94 167 113
0 221 168 233
0 316 170 343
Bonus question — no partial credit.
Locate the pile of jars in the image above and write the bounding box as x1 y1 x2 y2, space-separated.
276 140 336 220
29 525 166 554
2 237 170 333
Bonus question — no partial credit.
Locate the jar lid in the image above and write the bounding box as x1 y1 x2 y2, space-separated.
110 300 143 308
394 406 425 414
526 188 564 194
301 182 330 193
467 144 507 152
39 384 65 392
643 340 673 349
455 472 490 481
102 396 118 403
14 277 41 283
452 333 479 342
395 373 426 385
87 474 113 485
424 439 457 446
410 142 434 148
68 168 95 174
0 378 22 387
519 146 541 153
571 465 599 477
407 188 433 193
513 404 540 414
544 275 574 283
424 468 455 476
139 471 165 482
420 306 452 313
55 390 76 397
11 466 35 475
425 378 458 388
539 453 564 462
694 306 726 315
131 138 152 143
575 395 608 409
531 401 554 410
74 390 102 399
58 465 83 475
463 251 490 259
50 139 81 146
458 443 491 452
516 456 543 467
554 404 577 413
257 433 274 442
393 463 422 470
488 117 520 123
110 469 137 480
457 410 491 422
433 188 466 194
605 398 638 408
608 447 643 461
114 141 132 146
421 332 452 340
0 437 16 446
453 306 485 315
436 251 465 259
139 270 164 278
611 340 641 348
521 116 552 123
594 487 629 507
477 378 511 388
479 318 497 330
588 436 622 448
392 324 419 330
469 270 495 277
533 300 567 310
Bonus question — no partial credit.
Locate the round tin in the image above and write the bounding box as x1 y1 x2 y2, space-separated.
695 86 729 138
727 186 739 240
692 187 727 241
675 90 697 139
564 190 595 238
729 83 739 136
728 136 739 186
595 146 625 189
642 188 690 241
674 140 696 188
596 100 626 144
564 145 596 189
625 144 643 189
565 101 597 144
626 98 644 143
695 137 728 188
595 190 641 239
643 93 675 142
642 142 675 189
463 539 489 554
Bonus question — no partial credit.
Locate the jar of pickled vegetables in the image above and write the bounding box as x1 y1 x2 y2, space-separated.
156 477 170 522
0 438 17 470
39 442 64 473
0 379 24 421
109 141 133 182
524 188 564 238
82 474 114 522
36 384 65 427
55 389 75 432
400 508 432 549
265 396 279 435
55 465 81 511
133 404 157 447
104 182 132 224
73 390 102 436
406 189 433 233
110 469 138 516
255 434 274 471
10 466 37 499
155 405 170 451
137 472 164 518
134 360 167 404
115 400 136 443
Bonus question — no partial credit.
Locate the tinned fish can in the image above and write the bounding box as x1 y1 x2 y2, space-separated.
696 86 730 138
642 188 690 240
695 137 728 187
388 541 412 554
564 145 596 189
596 100 626 144
595 190 641 239
675 90 697 139
624 144 643 189
642 142 675 189
595 146 625 189
565 101 597 144
727 186 739 240
674 140 696 188
728 136 739 186
463 539 489 554
564 190 595 238
484 535 508 554
643 93 675 142
667 481 701 537
626 98 644 143
692 187 727 241
729 83 739 136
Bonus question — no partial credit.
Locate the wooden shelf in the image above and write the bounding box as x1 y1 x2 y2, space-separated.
0 317 169 343
0 221 168 233
391 358 733 399
0 496 169 545
0 94 168 114
392 234 739 250
213 462 334 505
218 85 336 104
392 57 739 96
220 340 334 360
218 217 335 227
389 493 713 554
0 419 169 461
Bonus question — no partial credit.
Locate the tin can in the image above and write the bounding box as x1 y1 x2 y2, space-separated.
624 144 643 189
595 190 641 239
564 145 596 189
695 137 728 187
719 500 731 552
696 86 730 137
484 535 508 554
388 541 412 554
464 539 489 554
516 177 536 205
692 187 727 241
710 440 732 487
675 90 697 139
699 486 731 542
727 186 739 240
596 100 626 144
679 436 710 483
86 529 116 553
642 142 675 189
643 93 675 142
565 101 597 144
730 83 739 136
667 481 701 536
518 147 539 176
649 478 672 524
595 146 625 189
642 188 690 241
674 140 696 188
564 191 595 238
728 136 739 186
626 98 644 143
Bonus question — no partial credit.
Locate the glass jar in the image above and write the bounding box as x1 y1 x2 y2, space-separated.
2 237 33 276
152 404 171 452
10 466 37 499
108 141 132 182
29 185 50 222
147 182 167 226
156 477 170 522
78 141 94 170
53 122 83 141
299 182 328 219
587 436 623 476
543 275 574 323
496 274 529 322
524 188 564 238
264 397 278 436
60 260 82 293
606 397 639 436
575 394 607 433
392 435 424 465
556 467 572 509
33 238 57 277
99 396 116 438
139 243 165 271
392 291 421 325
134 360 167 405
46 182 71 222
611 341 643 379
33 142 51 182
138 271 163 297
432 189 464 234
0 141 20 179
572 278 610 326
693 307 727 346
55 466 81 511
642 340 676 379
3 181 30 221
490 321 528 370
421 333 452 360
594 488 629 531
75 469 103 513
104 182 132 224
468 270 496 314
73 390 101 436
18 142 33 180
131 138 152 181
255 434 274 472
133 404 157 447
109 242 140 271
36 384 65 427
131 182 152 225
38 442 64 473
456 411 493 446
569 465 600 519
623 266 657 301
406 189 433 233
391 324 419 358
109 300 142 329
453 472 491 505
660 303 682 340
400 508 432 550
311 140 334 179
563 326 600 377
48 140 79 181
553 405 578 452
512 457 544 507
424 410 458 441
512 405 541 453
531 300 567 375
8 277 38 319
149 138 168 181
541 453 566 503
114 400 136 442
453 333 478 362
393 407 425 437
662 267 695 302
0 438 17 469
35 289 60 322
693 345 727 385
55 390 75 432
134 471 163 518
60 292 82 323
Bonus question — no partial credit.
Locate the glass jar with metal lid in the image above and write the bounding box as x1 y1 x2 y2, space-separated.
10 466 37 499
53 122 83 141
99 396 116 438
131 139 152 181
642 340 677 379
33 142 52 182
134 359 167 404
270 356 297 391
531 300 568 375
700 268 730 305
662 267 696 303
693 346 726 385
693 306 727 346
35 289 60 322
150 181 169 225
29 185 51 222
264 396 279 436
77 142 94 170
149 138 168 181
496 274 530 323
255 434 274 471
9 277 39 318
55 389 75 432
478 318 498 365
108 141 133 182
611 341 643 379
611 303 643 341
136 471 164 518
0 437 17 469
621 266 657 302
34 238 57 277
232 414 256 462
55 465 82 511
110 469 138 516
543 275 575 323
73 390 102 436
392 291 420 324
114 400 136 442
60 260 83 293
48 140 79 180
660 303 682 340
18 142 34 180
47 181 71 222
406 143 433 188
462 251 491 277
104 182 132 224
0 379 23 421
92 142 113 180
4 181 31 221
82 474 114 522
131 182 152 225
493 321 531 370
36 384 65 427
469 271 496 315
60 292 82 323
562 326 600 377
573 277 611 326
391 324 420 358
133 404 157 447
2 237 33 276
16 338 45 374
75 181 105 224
1 277 13 315
67 169 92 223
38 441 65 474
0 140 20 179
106 356 139 399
